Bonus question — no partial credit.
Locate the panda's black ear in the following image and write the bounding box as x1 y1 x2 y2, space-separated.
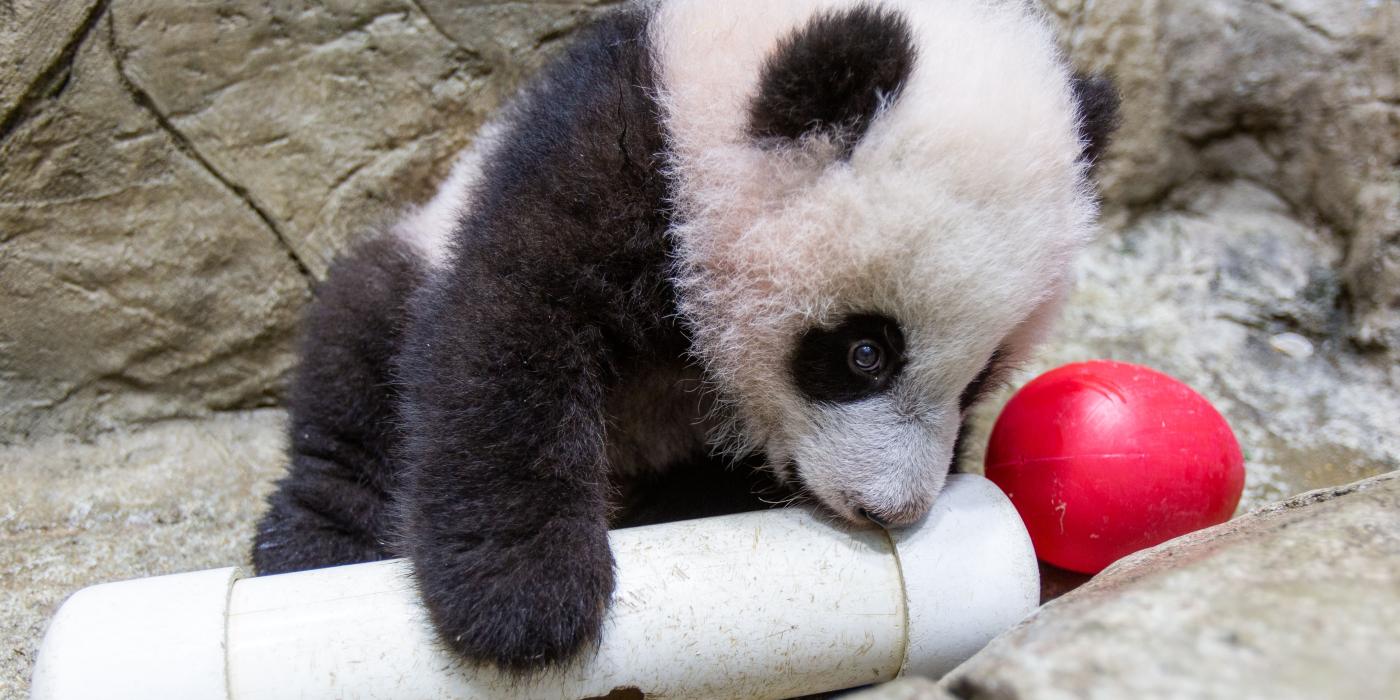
747 5 916 155
1070 73 1121 167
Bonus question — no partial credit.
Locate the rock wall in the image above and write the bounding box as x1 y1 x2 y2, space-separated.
1052 0 1399 322
1 0 616 443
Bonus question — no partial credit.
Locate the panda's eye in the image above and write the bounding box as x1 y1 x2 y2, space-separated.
849 341 884 374
791 314 905 403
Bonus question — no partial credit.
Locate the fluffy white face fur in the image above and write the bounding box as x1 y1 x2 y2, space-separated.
651 0 1098 525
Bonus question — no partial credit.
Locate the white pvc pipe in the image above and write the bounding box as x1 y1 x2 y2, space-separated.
31 474 1038 700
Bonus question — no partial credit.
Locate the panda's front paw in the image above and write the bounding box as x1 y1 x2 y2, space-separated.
410 523 616 673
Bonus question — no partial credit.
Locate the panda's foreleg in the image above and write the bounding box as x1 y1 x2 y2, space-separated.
394 276 619 672
252 236 420 575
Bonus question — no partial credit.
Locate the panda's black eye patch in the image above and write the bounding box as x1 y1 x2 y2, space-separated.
791 314 905 403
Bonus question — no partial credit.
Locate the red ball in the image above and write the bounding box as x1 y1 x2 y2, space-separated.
984 360 1244 574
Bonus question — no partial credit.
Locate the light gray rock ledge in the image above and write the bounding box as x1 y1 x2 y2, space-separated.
0 410 287 698
855 470 1400 700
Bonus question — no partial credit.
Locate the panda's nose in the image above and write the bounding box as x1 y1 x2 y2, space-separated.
857 508 891 528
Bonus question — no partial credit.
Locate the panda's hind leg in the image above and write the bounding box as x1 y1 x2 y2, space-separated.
252 235 423 575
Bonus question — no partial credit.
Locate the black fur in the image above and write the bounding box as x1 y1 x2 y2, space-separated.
747 5 917 153
613 454 784 528
393 7 685 672
790 314 906 403
250 6 732 673
958 346 1010 413
253 235 421 574
1070 73 1121 166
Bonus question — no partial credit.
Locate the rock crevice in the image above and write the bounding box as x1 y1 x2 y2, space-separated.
0 0 108 146
105 14 315 282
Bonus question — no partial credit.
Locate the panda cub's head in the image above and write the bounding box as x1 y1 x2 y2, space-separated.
652 0 1118 526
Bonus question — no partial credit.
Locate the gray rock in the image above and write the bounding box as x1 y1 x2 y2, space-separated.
0 27 310 442
957 181 1400 511
1045 0 1400 358
1 0 613 442
0 1 104 131
934 471 1400 700
0 409 287 699
108 0 618 278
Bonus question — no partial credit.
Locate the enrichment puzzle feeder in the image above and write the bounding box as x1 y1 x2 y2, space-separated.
31 474 1037 700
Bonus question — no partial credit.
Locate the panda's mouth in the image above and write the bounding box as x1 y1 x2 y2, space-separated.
770 448 941 528
796 462 946 529
776 458 879 527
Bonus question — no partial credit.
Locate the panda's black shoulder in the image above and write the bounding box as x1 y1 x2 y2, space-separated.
404 4 681 385
476 10 658 189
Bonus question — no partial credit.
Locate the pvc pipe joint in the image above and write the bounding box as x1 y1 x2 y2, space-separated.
31 474 1038 699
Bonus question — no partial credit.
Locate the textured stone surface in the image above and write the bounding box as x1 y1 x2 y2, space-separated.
107 0 616 279
0 410 287 699
0 25 309 443
932 472 1400 700
0 1 105 132
1045 0 1400 358
1 0 614 442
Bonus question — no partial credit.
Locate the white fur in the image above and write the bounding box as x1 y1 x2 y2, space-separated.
651 0 1097 522
392 121 506 269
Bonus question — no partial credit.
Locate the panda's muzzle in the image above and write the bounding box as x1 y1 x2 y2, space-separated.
849 498 932 529
857 507 891 528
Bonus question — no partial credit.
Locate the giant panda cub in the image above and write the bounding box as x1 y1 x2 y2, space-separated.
253 0 1118 672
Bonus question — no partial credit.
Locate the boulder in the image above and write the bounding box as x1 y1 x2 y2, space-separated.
933 471 1400 699
1045 0 1400 359
0 0 614 442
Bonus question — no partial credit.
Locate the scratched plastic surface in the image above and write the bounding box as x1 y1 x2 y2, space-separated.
226 509 904 700
985 360 1245 574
